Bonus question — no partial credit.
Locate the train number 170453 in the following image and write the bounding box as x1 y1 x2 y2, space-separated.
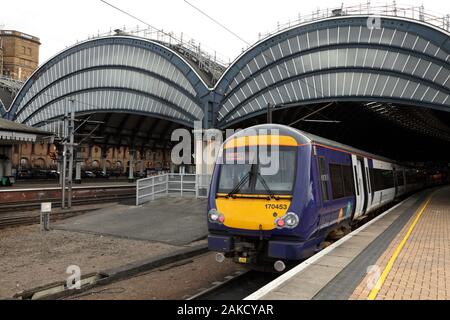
265 204 287 210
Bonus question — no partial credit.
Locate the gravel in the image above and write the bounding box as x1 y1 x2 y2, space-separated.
0 225 180 299
69 253 245 300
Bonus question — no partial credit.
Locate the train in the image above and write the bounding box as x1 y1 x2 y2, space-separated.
207 124 430 272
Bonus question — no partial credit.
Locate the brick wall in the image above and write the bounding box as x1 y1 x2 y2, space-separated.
0 30 40 81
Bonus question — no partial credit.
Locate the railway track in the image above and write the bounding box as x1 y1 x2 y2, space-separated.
0 194 134 229
187 270 280 300
0 183 136 228
185 196 414 300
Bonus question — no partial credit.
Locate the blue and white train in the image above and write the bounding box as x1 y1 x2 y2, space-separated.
207 124 426 271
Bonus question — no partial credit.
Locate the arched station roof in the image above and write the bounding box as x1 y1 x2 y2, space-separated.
214 15 450 128
0 77 23 117
6 36 210 129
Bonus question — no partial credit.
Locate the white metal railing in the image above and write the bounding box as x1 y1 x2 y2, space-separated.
258 2 450 41
136 173 211 205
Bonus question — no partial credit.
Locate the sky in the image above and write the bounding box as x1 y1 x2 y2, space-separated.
2 0 450 65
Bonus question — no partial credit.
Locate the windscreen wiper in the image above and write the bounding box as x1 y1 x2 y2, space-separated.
256 172 279 200
227 171 252 198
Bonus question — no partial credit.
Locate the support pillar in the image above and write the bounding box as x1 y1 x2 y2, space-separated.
140 158 145 175
0 146 13 177
75 150 82 184
57 161 62 185
100 146 108 175
75 162 82 184
0 153 4 178
128 148 135 183
101 149 108 175
140 148 145 175
87 144 93 170
56 143 63 185
5 158 12 177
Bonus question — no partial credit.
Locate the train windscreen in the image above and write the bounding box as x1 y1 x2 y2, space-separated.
217 147 297 196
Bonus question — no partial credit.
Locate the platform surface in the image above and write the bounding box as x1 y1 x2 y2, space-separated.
247 186 450 300
54 197 208 246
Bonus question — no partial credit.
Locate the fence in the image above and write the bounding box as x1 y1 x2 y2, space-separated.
136 173 211 206
258 2 450 40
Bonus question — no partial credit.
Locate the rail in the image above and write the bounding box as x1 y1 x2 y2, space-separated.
136 173 211 206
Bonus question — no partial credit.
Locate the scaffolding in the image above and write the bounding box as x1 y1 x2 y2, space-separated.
84 26 229 85
0 76 23 93
258 1 450 40
0 38 3 76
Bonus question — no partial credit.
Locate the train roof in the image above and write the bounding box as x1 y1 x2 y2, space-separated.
226 124 400 165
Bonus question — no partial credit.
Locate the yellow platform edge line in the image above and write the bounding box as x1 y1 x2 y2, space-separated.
367 193 435 300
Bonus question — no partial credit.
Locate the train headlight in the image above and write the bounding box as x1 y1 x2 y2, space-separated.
208 209 225 224
208 209 219 222
284 212 299 228
275 212 299 229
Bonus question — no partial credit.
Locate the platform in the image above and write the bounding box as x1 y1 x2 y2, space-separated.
0 182 136 206
54 197 208 246
247 186 450 300
1 180 135 191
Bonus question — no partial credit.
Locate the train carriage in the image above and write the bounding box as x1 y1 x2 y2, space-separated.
207 124 425 271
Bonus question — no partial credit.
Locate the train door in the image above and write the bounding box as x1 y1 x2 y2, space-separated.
363 158 373 212
352 155 366 219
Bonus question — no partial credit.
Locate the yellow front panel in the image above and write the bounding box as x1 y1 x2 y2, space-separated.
215 196 292 231
224 135 299 149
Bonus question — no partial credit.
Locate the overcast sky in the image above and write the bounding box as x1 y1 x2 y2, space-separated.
2 0 449 65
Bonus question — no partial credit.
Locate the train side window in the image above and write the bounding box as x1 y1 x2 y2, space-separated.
370 168 395 191
342 165 355 196
329 164 345 199
329 163 355 199
318 157 329 202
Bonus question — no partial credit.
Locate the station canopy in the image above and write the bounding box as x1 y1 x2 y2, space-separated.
3 36 213 149
3 11 450 161
213 14 450 162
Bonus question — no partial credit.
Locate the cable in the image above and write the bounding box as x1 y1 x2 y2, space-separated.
183 0 250 45
100 0 160 32
101 0 328 111
9 1 328 130
100 0 225 58
288 102 335 127
182 0 328 122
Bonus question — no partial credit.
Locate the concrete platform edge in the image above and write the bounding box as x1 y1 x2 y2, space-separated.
244 193 421 300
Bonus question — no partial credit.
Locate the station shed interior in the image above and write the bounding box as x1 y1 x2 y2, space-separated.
0 8 449 181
